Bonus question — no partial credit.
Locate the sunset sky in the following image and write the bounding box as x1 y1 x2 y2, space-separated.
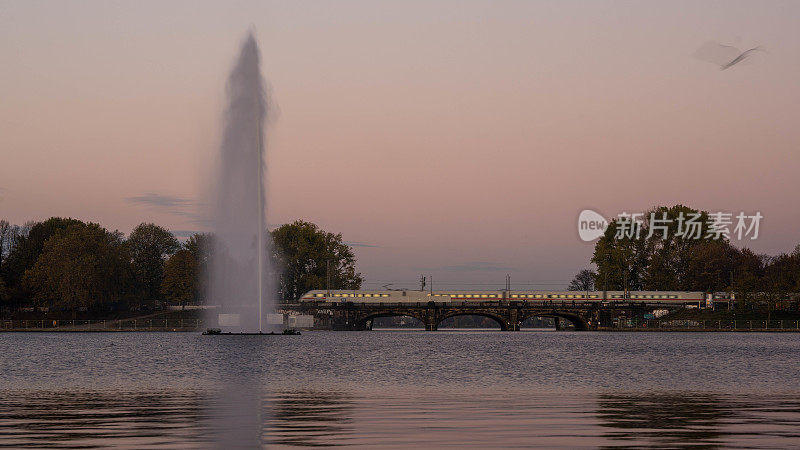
2 1 799 289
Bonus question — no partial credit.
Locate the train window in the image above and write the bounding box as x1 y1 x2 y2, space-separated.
489 294 496 298
535 295 543 298
315 294 324 297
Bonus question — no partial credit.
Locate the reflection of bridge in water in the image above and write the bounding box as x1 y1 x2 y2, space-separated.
285 300 689 331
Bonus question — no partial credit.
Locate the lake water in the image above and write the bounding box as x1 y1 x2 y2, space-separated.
1 331 800 448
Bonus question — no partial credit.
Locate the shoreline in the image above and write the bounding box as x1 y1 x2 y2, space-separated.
3 327 799 333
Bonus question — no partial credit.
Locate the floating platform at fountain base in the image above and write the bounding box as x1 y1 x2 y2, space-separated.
202 328 301 336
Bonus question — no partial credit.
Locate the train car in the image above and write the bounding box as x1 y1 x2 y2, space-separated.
298 289 707 307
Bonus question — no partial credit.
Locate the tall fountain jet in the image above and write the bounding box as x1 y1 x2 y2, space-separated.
208 32 273 332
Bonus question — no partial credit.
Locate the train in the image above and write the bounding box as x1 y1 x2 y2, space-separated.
299 289 730 308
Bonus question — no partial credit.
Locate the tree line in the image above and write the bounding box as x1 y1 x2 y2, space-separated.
0 218 362 311
568 205 800 306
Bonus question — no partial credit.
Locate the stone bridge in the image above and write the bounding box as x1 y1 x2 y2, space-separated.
284 301 678 331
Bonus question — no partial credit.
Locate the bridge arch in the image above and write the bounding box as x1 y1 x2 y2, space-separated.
435 311 509 331
520 312 589 331
356 311 427 330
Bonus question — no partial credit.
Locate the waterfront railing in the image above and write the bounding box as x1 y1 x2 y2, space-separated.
0 319 203 331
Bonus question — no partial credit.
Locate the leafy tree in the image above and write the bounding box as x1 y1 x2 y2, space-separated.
2 217 83 293
592 205 717 292
271 220 363 302
161 233 212 305
127 223 180 307
683 239 737 291
0 278 9 305
22 222 132 310
568 269 596 291
760 250 800 311
591 220 647 291
161 249 196 306
185 233 212 302
730 247 763 292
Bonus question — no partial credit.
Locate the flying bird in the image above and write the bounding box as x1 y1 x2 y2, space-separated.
693 41 766 70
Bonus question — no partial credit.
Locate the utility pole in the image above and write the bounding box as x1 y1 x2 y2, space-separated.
729 270 734 311
326 259 331 296
623 270 628 300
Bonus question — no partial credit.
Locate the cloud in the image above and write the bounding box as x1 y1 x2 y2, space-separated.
345 241 380 248
437 261 517 272
126 193 191 209
170 229 202 238
125 192 208 225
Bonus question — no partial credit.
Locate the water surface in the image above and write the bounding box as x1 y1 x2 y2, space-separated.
1 331 799 448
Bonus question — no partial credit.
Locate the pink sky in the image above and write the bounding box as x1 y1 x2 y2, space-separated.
1 1 799 289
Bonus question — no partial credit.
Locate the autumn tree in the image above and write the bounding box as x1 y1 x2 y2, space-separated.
161 233 212 305
592 205 717 291
22 222 132 309
161 249 195 306
2 217 83 295
127 223 180 307
271 220 363 302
